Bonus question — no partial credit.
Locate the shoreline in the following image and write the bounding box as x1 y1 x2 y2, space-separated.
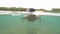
0 11 60 16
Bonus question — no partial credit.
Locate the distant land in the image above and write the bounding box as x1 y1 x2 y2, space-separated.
0 7 60 13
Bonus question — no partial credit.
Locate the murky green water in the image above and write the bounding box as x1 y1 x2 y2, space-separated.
0 15 60 34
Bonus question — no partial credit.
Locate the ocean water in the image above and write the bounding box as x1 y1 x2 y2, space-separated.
0 14 60 34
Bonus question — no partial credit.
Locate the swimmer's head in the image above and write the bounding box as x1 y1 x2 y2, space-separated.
26 8 35 12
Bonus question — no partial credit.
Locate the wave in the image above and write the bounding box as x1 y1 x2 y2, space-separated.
0 11 60 16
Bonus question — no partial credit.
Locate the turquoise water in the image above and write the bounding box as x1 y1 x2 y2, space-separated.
0 15 60 34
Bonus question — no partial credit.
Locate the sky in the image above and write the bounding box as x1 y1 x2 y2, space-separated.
0 0 60 10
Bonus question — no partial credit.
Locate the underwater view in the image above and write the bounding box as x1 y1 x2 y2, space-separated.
0 0 60 34
0 14 60 34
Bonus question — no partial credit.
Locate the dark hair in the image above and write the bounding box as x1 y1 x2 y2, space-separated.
29 8 35 12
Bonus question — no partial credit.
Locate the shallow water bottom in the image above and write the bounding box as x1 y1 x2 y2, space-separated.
0 15 60 34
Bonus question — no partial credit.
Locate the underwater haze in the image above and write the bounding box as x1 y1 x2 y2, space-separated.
0 14 60 34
